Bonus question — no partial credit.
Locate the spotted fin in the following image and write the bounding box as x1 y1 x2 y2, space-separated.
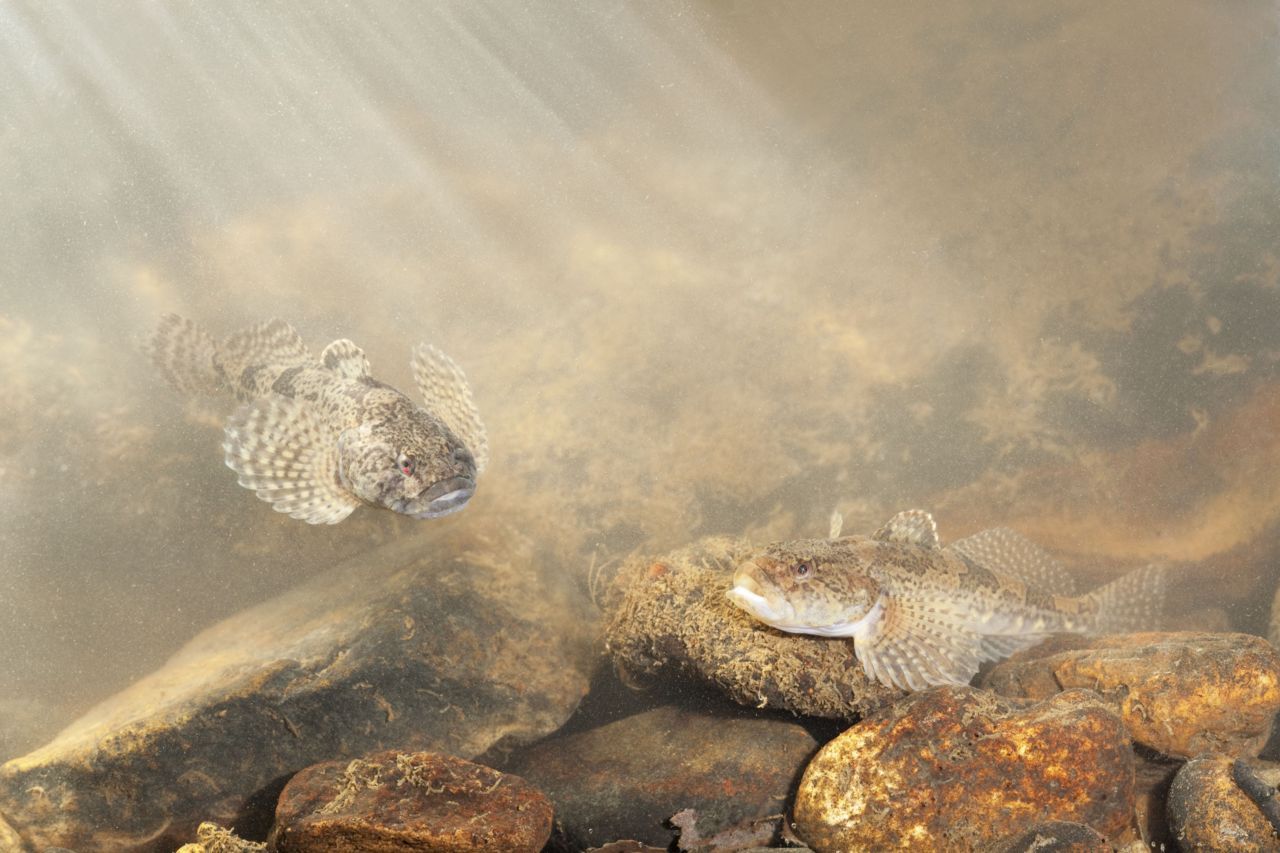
1089 563 1169 633
220 319 314 400
222 395 359 524
948 527 1078 596
856 592 983 690
320 339 371 380
872 509 939 549
977 633 1042 662
145 314 224 395
411 343 489 474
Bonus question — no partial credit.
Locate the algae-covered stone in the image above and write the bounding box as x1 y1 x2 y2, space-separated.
175 822 265 853
1167 754 1280 852
793 686 1135 851
505 704 817 850
271 750 552 852
982 632 1280 758
603 538 898 719
0 523 594 853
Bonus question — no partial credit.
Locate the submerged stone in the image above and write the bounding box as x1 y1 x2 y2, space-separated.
1166 754 1280 853
0 524 594 853
504 704 817 850
603 537 898 719
989 820 1110 853
271 750 552 852
982 631 1280 758
793 686 1135 851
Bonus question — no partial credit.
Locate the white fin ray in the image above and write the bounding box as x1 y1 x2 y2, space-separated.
872 509 940 549
222 395 360 525
828 509 844 539
320 338 372 380
948 527 1078 595
411 343 489 474
856 591 985 690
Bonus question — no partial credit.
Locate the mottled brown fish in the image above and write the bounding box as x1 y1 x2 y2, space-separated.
146 314 488 524
727 510 1167 691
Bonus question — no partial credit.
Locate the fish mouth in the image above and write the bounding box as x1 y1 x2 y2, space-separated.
396 475 476 519
726 567 796 626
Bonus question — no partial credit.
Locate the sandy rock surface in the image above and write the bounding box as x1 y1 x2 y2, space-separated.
504 704 817 851
793 686 1135 851
0 522 594 853
271 750 552 853
603 537 898 719
982 632 1280 759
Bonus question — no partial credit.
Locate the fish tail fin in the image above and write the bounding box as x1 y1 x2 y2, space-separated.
144 313 225 395
1090 563 1169 633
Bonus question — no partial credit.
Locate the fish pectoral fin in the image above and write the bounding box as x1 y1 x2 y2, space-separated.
222 394 360 525
977 632 1042 662
872 509 940 549
947 527 1078 596
855 595 983 691
320 338 372 380
410 343 489 475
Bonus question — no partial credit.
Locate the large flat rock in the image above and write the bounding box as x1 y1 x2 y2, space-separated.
0 522 595 852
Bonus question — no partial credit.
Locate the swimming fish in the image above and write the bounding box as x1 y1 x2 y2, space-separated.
146 314 488 524
727 509 1167 691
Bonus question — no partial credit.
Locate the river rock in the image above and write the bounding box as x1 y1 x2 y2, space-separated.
603 537 898 719
504 704 818 850
0 523 594 853
982 632 1280 759
270 750 552 852
793 686 1135 851
1167 754 1280 852
989 820 1110 852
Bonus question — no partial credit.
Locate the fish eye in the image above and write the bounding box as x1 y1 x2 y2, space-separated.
794 561 812 578
396 453 415 477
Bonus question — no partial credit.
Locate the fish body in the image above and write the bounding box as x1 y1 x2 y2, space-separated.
146 315 488 524
727 509 1166 691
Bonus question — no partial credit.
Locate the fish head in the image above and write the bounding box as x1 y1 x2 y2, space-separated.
337 399 478 519
727 538 883 639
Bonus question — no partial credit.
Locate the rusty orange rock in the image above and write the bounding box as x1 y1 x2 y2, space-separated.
983 632 1280 759
793 687 1135 851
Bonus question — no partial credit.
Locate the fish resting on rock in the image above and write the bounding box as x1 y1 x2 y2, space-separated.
146 314 488 524
727 509 1168 691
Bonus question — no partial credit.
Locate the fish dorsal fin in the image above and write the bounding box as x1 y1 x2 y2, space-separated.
222 394 360 525
320 339 371 380
1089 563 1169 633
828 509 844 539
872 509 939 548
410 343 489 475
219 319 314 400
947 527 1078 596
855 590 983 691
